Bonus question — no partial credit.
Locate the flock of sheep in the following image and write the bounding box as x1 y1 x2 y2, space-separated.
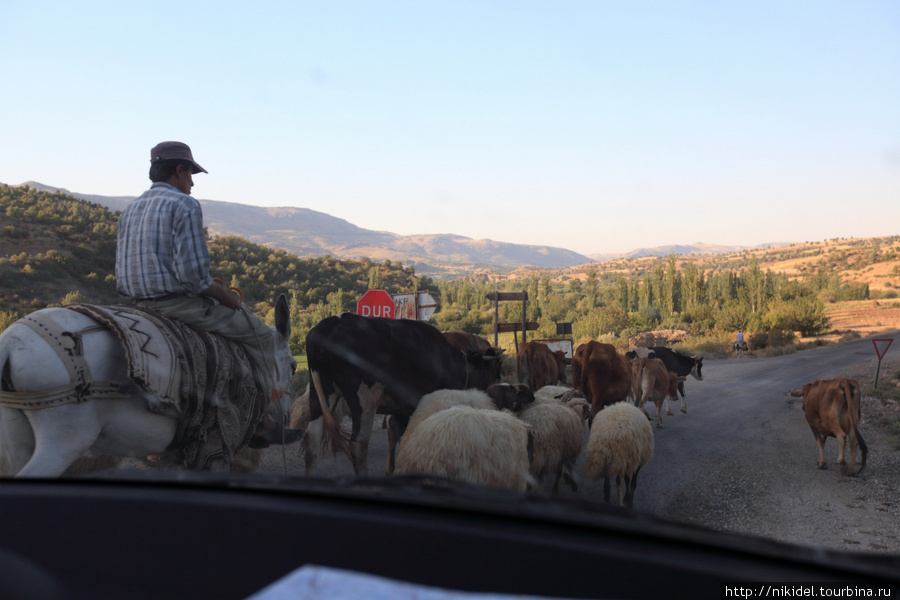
291 376 657 509
47 343 667 510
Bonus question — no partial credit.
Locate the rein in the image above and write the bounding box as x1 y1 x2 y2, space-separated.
238 302 289 476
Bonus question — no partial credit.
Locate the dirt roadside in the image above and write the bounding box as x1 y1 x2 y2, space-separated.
649 342 900 555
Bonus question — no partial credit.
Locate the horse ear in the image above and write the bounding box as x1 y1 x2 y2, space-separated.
275 293 290 339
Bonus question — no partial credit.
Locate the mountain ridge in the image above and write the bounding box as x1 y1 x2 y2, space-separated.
10 181 781 274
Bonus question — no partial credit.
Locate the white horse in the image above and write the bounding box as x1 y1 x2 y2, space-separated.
0 294 295 478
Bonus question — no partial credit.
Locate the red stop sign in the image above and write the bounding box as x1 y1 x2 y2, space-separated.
357 289 395 319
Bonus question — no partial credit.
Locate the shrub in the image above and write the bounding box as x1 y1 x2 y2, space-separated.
766 328 796 348
748 331 768 350
764 297 829 337
675 329 732 359
289 368 310 400
715 303 748 331
0 310 19 334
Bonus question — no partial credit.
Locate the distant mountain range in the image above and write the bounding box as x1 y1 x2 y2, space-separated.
9 181 785 274
589 241 792 262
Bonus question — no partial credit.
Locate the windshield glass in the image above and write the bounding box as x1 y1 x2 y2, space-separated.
1 2 899 597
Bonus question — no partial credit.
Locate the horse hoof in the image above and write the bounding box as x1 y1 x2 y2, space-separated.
681 408 687 414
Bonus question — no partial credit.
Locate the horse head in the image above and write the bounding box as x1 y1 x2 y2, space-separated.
251 294 301 446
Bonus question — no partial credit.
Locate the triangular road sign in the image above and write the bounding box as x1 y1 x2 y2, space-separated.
873 338 893 360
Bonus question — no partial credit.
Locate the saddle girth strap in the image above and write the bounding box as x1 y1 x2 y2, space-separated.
17 313 92 386
0 381 135 410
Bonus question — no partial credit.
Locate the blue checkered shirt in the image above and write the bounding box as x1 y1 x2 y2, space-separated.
115 182 213 299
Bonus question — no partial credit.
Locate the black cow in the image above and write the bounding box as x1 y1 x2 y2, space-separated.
644 347 703 413
625 347 703 396
304 313 501 476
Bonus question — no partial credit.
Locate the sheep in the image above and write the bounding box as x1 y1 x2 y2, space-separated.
533 385 575 404
583 401 654 508
518 395 589 494
399 388 495 449
289 384 311 430
394 404 535 492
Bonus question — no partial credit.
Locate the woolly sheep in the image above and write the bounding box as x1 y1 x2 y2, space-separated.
395 404 535 492
518 396 588 494
289 384 311 430
584 401 654 508
534 386 590 420
399 388 495 454
533 385 575 404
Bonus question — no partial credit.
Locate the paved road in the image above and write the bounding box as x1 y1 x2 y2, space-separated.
260 330 900 550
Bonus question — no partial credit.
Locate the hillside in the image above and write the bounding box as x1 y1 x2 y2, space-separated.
508 236 900 297
0 185 437 318
11 182 593 274
4 184 899 355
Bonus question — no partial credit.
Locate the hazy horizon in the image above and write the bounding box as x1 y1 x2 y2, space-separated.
2 2 898 255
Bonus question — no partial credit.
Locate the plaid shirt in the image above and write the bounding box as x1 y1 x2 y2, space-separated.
115 182 213 299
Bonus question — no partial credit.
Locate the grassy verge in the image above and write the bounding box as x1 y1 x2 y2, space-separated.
875 415 900 451
863 369 900 403
865 368 900 450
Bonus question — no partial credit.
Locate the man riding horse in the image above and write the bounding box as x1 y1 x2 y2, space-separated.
0 142 296 476
734 329 748 356
115 141 279 398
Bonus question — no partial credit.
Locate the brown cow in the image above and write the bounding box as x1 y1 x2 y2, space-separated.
664 370 686 415
516 342 566 391
630 357 670 429
572 341 633 424
789 376 868 476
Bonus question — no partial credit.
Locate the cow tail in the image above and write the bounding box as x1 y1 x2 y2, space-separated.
843 377 867 473
309 370 351 460
634 360 646 406
517 352 529 387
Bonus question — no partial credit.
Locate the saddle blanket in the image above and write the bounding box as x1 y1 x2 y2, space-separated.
67 303 267 470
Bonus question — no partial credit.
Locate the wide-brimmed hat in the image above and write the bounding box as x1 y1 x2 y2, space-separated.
150 141 208 174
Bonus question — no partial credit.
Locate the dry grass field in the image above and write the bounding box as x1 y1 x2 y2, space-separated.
824 299 900 336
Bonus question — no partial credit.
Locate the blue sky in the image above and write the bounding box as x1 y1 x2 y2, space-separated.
1 1 898 256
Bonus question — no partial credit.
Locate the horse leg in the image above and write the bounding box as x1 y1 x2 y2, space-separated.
1 407 35 476
17 404 104 478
